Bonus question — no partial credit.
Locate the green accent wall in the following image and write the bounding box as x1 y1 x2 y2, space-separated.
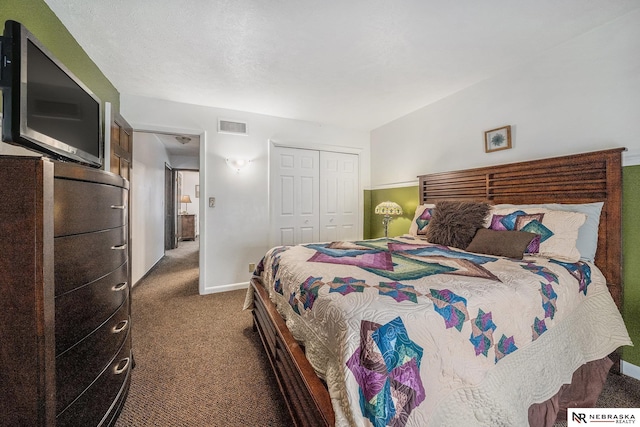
622 165 640 366
366 169 640 366
0 0 119 114
364 186 419 239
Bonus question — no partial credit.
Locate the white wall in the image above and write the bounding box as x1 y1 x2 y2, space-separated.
0 116 41 157
0 141 40 156
121 96 370 294
370 10 640 187
131 131 172 285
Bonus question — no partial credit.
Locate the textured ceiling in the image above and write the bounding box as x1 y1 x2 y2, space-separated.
150 132 200 158
44 0 640 131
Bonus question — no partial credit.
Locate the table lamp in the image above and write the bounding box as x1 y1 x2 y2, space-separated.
375 201 403 238
180 194 192 214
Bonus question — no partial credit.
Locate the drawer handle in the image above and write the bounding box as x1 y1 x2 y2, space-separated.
112 320 129 334
114 357 130 375
112 281 128 292
111 243 128 250
110 205 126 210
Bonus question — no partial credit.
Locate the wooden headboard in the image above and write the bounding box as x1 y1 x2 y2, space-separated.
418 148 625 309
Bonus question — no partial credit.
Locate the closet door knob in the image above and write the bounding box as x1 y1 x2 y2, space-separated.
110 205 126 210
111 243 127 250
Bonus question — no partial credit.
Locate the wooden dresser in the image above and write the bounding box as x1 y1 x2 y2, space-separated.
179 214 196 241
0 156 132 427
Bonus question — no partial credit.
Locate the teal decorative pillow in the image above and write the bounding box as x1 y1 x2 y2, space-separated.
490 203 603 261
488 207 586 262
409 204 435 236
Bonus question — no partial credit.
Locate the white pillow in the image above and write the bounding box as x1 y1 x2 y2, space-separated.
491 203 603 262
487 207 586 262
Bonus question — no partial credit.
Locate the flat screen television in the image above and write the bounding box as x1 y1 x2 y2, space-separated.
0 20 102 168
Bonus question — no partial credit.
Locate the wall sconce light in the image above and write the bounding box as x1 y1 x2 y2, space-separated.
375 201 403 239
226 158 251 172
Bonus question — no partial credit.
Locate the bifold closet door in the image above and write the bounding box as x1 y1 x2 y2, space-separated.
319 151 359 242
271 147 320 246
270 146 359 247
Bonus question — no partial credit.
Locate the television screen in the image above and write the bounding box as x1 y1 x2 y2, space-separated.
1 20 103 167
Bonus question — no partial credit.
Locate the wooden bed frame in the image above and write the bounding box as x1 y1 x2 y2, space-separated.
250 148 625 427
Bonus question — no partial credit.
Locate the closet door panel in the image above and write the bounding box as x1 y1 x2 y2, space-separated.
271 147 319 245
320 152 359 242
280 228 295 246
280 176 295 215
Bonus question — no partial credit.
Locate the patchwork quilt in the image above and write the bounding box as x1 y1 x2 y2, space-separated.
244 237 631 427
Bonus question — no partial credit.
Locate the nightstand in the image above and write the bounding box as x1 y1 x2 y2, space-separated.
179 214 196 241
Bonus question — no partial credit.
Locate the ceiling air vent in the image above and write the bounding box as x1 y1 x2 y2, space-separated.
218 119 248 135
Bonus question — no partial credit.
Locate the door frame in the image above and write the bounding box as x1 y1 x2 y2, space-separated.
164 163 177 250
132 124 206 294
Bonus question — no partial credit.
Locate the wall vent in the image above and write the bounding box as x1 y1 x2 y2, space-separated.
218 119 248 135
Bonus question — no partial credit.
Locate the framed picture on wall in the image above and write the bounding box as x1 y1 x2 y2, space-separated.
195 185 200 198
484 125 512 153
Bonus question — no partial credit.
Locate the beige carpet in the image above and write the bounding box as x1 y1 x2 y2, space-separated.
115 238 639 426
114 239 291 426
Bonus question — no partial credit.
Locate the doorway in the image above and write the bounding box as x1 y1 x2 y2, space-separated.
175 169 200 245
130 129 202 287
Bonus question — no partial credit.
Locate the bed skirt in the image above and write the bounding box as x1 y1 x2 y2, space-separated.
529 356 613 426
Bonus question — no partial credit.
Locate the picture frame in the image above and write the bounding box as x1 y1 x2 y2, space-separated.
195 184 200 198
484 125 512 153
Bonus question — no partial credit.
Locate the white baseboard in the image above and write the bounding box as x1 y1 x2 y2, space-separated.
201 281 249 295
621 361 640 380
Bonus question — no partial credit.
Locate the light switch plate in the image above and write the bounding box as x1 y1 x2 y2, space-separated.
209 197 215 208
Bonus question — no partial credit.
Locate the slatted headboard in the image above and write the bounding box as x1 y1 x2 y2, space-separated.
418 148 625 309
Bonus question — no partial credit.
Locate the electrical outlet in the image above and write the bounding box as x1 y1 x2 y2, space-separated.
248 262 256 272
209 197 215 208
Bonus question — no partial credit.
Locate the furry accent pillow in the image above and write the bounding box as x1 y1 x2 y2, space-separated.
466 228 537 259
425 201 491 249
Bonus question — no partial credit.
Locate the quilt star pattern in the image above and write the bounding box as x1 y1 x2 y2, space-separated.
306 240 500 282
346 318 425 427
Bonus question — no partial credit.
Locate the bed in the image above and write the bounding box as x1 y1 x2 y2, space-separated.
244 148 631 427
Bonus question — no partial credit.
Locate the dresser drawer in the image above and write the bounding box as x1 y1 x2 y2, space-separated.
55 226 128 296
54 178 127 237
56 333 132 427
56 299 130 414
55 262 129 355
